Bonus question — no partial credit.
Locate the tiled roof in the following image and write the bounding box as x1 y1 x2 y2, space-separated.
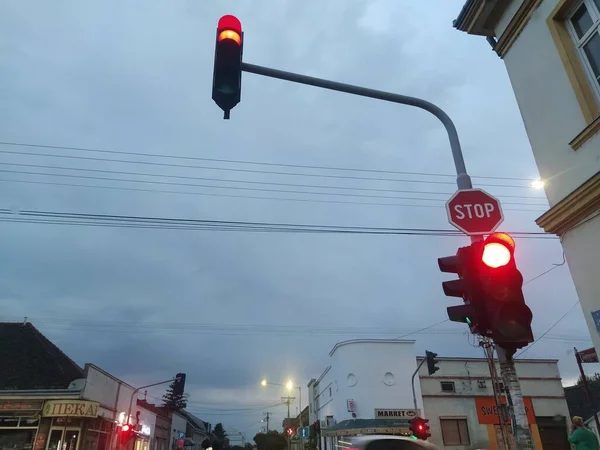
0 322 84 390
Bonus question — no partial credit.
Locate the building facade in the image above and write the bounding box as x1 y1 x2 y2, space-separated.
453 0 600 351
307 339 424 450
419 356 570 450
308 339 571 450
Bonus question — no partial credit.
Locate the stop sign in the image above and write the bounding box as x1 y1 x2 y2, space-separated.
446 189 504 235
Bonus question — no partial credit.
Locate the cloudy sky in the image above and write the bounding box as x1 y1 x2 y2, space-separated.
0 0 596 438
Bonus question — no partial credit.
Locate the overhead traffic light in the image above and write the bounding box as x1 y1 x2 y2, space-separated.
425 350 439 375
438 242 488 334
119 423 135 445
173 373 187 397
479 233 533 351
212 15 243 119
408 417 430 440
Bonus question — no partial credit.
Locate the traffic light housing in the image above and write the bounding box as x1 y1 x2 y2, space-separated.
425 350 439 375
119 423 135 445
173 373 187 397
438 243 488 334
409 417 430 440
479 233 533 352
212 15 243 119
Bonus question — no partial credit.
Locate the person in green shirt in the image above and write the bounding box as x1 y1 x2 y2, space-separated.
569 416 600 450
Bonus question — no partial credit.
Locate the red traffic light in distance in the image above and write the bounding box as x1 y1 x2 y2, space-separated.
212 15 244 119
122 424 131 432
482 232 515 269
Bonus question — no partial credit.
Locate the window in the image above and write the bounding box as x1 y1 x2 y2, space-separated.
568 0 600 99
440 419 470 446
440 381 455 393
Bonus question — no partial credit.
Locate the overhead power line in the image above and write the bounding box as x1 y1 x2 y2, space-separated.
0 140 540 182
0 208 556 238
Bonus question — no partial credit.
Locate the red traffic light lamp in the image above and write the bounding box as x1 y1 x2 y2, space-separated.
119 423 135 445
479 233 533 352
212 15 244 119
409 417 430 440
286 427 294 437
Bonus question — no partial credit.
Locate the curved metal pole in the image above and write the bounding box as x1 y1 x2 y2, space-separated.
241 62 473 191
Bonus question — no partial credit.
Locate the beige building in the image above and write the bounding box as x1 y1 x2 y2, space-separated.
453 1 600 351
418 356 570 450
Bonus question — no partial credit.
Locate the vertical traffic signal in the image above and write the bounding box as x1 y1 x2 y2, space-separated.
479 233 533 351
425 351 440 375
119 423 135 445
438 243 488 335
173 373 187 397
212 15 243 119
408 417 430 440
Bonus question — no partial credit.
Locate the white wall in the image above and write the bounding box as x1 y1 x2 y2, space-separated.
170 413 187 449
312 340 422 424
500 0 600 205
494 0 600 354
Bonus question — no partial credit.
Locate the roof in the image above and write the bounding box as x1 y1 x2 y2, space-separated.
179 410 209 434
329 339 415 357
452 0 509 37
0 322 84 390
416 356 559 363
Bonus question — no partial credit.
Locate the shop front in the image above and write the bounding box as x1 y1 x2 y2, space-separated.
33 400 102 450
0 399 44 450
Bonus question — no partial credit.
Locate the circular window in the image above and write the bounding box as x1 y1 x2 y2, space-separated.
347 373 357 387
384 372 395 386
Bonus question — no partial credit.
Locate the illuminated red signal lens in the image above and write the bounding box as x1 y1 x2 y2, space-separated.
482 232 515 268
418 424 423 430
482 242 511 268
122 424 130 432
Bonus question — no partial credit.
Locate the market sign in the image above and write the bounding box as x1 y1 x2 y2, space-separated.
578 347 599 363
374 409 420 418
43 400 99 418
0 400 44 411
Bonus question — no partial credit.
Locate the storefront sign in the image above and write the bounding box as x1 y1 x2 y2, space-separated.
43 400 99 418
578 347 599 363
374 409 420 418
0 400 44 411
475 397 536 424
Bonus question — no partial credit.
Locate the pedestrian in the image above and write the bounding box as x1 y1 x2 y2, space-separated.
569 416 600 450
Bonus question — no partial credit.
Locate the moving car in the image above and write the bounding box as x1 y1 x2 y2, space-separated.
343 435 442 450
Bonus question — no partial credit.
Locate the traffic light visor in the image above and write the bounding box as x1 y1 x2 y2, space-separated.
218 15 242 33
482 233 515 268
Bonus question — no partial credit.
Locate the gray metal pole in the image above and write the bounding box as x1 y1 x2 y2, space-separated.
241 62 473 191
127 378 175 428
411 358 427 413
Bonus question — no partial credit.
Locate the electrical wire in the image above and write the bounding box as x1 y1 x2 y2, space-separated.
0 177 548 211
0 140 541 182
0 167 547 205
0 208 557 238
515 300 581 358
0 160 547 202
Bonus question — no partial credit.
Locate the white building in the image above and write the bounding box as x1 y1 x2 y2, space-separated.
453 1 600 352
308 340 571 450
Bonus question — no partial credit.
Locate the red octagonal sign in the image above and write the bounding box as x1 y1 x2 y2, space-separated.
446 189 504 236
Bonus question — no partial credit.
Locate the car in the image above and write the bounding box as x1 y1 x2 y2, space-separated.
343 435 442 450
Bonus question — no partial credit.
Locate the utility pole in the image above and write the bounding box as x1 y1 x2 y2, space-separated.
282 396 295 450
263 412 271 433
482 340 511 450
497 347 533 450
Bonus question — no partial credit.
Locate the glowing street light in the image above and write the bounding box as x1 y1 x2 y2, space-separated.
285 380 294 391
531 179 545 189
261 379 267 387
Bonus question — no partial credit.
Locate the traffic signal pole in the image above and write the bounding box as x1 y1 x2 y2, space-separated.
240 62 473 192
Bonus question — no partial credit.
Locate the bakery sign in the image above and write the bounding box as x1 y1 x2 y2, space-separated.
43 400 99 418
374 409 420 418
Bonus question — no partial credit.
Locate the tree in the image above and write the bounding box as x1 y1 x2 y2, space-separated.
253 432 287 450
244 444 253 450
212 423 228 450
578 373 600 385
162 379 188 411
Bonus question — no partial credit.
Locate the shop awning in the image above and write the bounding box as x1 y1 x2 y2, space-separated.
323 419 411 437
